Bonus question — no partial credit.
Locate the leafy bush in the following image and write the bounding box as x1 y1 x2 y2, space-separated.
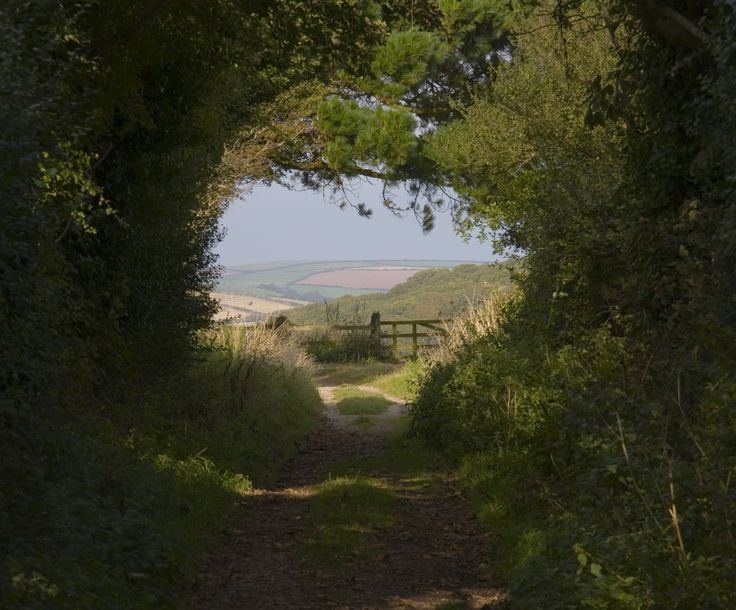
410 3 736 606
413 295 736 609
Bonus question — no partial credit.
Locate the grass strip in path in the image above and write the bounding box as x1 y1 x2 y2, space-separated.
297 416 505 608
315 362 400 386
315 361 421 403
302 476 399 567
354 415 376 427
333 385 392 415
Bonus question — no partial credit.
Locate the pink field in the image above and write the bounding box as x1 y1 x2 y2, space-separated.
296 268 422 290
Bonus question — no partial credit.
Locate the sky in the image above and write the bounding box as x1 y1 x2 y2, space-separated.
215 182 496 266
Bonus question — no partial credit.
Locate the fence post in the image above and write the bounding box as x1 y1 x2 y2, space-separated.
412 322 418 359
370 312 381 338
392 322 398 360
369 312 382 358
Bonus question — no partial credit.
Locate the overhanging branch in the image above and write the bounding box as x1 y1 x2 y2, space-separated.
636 0 708 50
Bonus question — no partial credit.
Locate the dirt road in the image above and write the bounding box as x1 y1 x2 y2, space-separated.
190 381 505 610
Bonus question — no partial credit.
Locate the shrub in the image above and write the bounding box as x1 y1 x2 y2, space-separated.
299 328 387 363
0 326 320 609
412 295 736 609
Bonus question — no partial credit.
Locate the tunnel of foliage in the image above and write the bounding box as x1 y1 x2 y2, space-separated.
2 0 735 608
247 0 736 601
249 0 735 606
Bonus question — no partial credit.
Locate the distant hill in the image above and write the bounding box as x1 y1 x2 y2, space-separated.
217 259 489 302
284 262 513 324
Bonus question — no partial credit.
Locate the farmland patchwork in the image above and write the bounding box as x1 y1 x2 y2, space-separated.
215 260 479 322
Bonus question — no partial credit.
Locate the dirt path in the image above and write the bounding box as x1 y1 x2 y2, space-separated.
190 382 505 610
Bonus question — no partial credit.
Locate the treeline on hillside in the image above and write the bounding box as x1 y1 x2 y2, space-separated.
286 263 512 324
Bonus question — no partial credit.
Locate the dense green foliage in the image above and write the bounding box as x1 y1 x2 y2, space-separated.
0 2 390 606
231 0 522 225
3 3 503 603
0 0 387 406
1 326 320 608
287 262 512 324
411 2 736 608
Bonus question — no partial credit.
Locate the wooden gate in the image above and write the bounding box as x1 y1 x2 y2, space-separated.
378 317 449 359
291 312 450 359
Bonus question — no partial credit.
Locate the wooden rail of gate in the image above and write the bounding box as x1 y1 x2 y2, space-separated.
378 318 450 359
290 312 451 359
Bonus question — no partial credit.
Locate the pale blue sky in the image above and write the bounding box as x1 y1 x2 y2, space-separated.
215 182 495 266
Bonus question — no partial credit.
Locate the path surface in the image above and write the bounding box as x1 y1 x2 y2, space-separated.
190 380 505 610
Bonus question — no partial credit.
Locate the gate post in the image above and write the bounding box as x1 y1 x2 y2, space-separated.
370 311 381 338
369 312 382 359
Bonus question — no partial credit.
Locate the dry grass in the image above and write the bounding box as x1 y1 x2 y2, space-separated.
430 291 510 364
210 323 315 375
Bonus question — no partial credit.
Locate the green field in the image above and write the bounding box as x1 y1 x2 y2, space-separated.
217 259 488 302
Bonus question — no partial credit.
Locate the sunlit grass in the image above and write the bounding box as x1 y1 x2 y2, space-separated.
315 361 400 386
324 417 444 489
367 359 422 402
315 360 421 402
333 385 392 415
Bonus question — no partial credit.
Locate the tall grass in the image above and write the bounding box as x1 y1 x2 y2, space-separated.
196 324 321 478
430 291 508 364
211 323 315 376
299 327 386 362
